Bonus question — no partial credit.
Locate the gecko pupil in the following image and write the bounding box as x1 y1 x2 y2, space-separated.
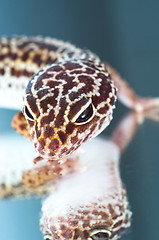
24 106 34 120
76 104 93 123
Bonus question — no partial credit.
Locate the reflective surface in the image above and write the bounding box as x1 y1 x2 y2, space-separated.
0 107 159 240
0 1 159 239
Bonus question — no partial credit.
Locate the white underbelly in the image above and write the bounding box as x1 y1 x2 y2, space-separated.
0 75 29 110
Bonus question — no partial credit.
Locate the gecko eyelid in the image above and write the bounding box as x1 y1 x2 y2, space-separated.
44 235 52 240
23 105 35 121
74 103 95 125
89 229 111 240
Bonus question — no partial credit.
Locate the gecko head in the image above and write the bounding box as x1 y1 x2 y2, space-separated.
41 209 131 239
43 229 111 240
23 59 117 160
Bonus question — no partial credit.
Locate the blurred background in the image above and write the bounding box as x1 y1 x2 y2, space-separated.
0 1 159 240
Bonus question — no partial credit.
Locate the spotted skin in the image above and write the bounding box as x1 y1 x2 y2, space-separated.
24 59 116 160
2 36 158 240
0 36 98 110
41 191 131 240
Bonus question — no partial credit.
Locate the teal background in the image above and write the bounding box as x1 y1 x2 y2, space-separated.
0 1 159 240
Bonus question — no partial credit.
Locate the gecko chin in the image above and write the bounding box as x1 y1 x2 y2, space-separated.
35 137 77 161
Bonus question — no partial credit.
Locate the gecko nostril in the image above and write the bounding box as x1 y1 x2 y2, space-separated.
56 145 59 150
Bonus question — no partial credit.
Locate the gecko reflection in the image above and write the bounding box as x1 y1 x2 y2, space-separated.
1 110 158 239
41 138 131 240
40 112 141 240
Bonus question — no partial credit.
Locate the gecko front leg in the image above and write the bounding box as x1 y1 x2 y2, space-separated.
12 111 31 140
105 64 159 112
22 154 80 188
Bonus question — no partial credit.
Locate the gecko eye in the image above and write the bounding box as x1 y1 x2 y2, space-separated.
44 235 52 240
89 229 111 240
24 105 34 121
75 103 94 124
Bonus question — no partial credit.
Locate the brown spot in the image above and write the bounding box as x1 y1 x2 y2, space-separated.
110 96 115 106
61 228 73 239
78 74 93 84
66 122 75 135
37 89 49 99
83 220 90 229
82 210 90 215
54 97 67 128
99 211 110 220
56 71 69 80
48 151 55 157
38 138 45 151
97 72 109 81
70 220 78 227
0 54 5 61
20 123 27 130
73 229 80 239
22 51 29 61
28 120 34 128
33 156 43 164
64 62 82 70
45 56 57 65
84 61 99 71
46 80 61 89
32 72 50 91
62 77 77 96
71 69 83 75
99 81 112 99
40 110 55 127
43 126 54 138
82 230 89 239
85 67 95 74
58 130 67 144
49 138 60 151
24 70 34 77
69 91 81 101
40 88 59 112
33 53 42 66
11 67 15 75
26 95 39 115
92 210 99 215
0 68 4 75
97 104 109 114
60 224 66 231
50 65 63 72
